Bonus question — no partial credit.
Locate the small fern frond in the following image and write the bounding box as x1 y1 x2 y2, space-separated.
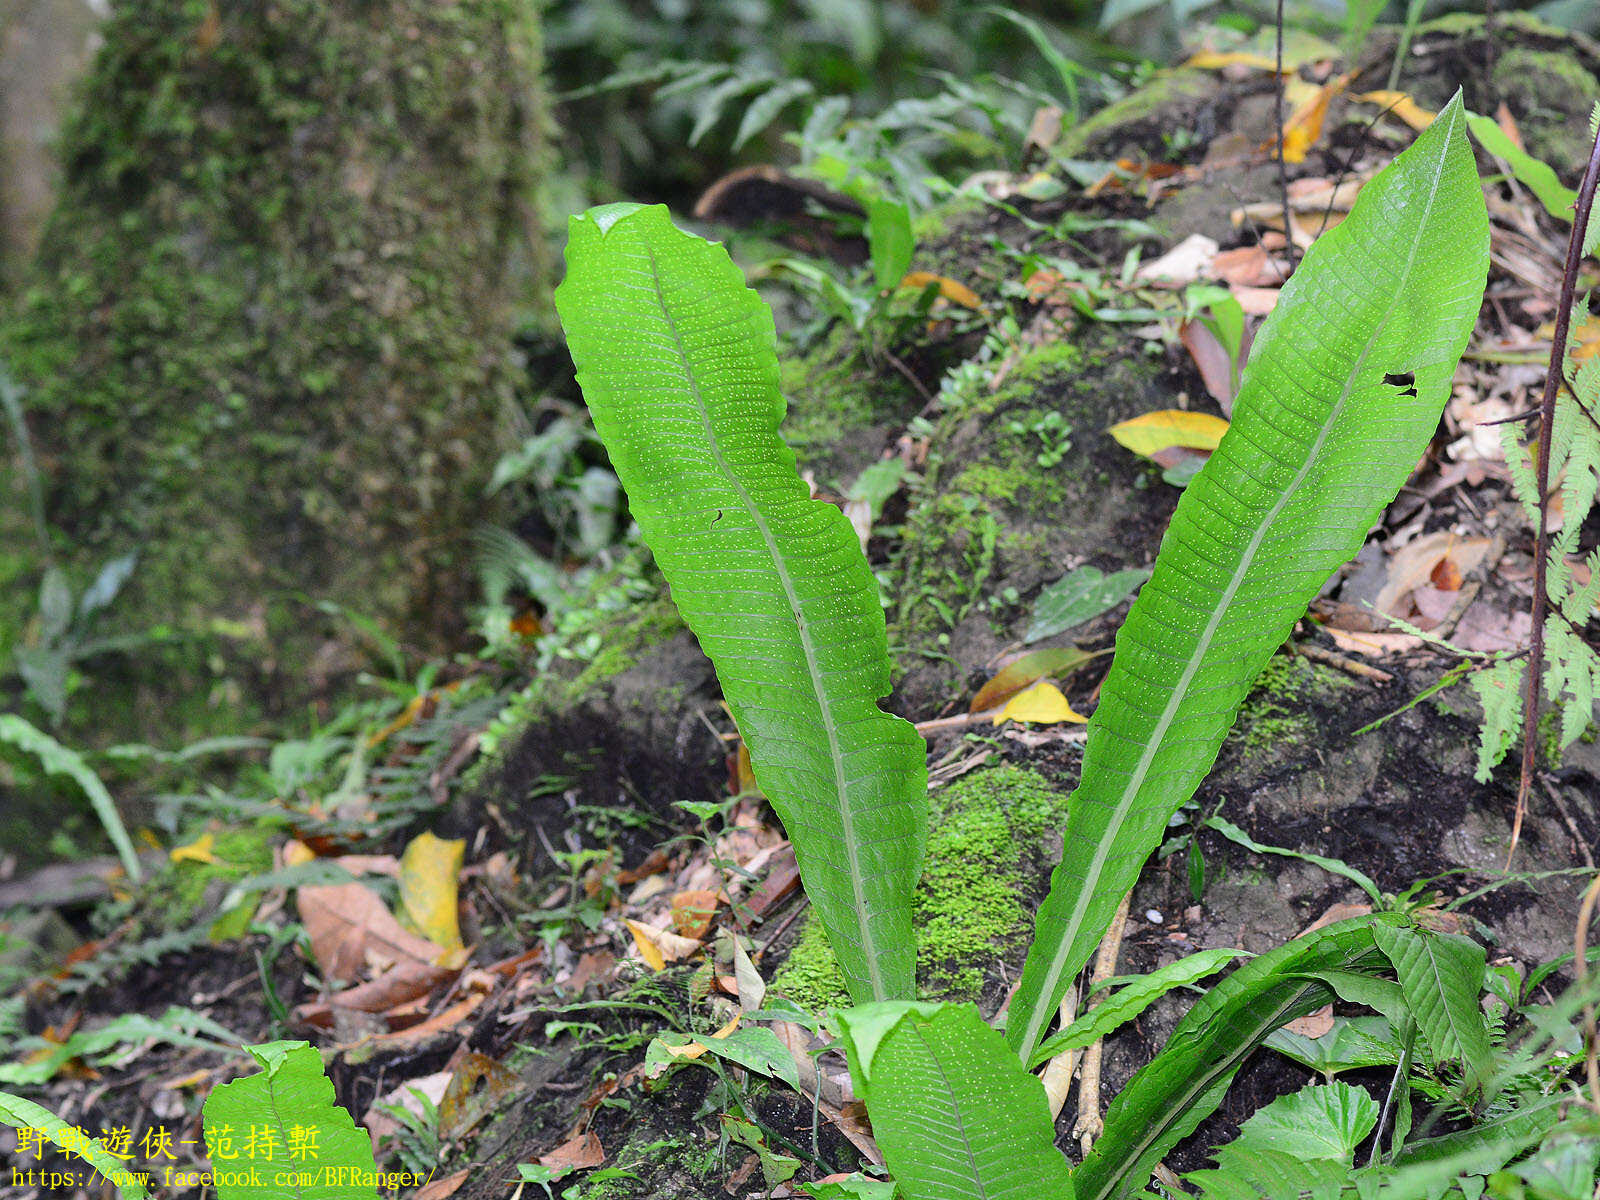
1472 658 1526 782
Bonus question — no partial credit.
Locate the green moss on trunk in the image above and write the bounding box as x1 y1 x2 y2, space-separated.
1 0 551 729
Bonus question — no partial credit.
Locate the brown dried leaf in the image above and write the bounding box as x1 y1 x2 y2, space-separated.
670 889 721 939
1283 1002 1336 1038
297 881 447 984
538 1130 606 1173
970 647 1097 714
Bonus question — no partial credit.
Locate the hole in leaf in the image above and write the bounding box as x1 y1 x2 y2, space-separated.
1383 371 1417 398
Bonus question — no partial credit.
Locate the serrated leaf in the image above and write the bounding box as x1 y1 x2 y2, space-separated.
1007 95 1488 1064
1263 1014 1404 1075
1371 923 1492 1086
1107 410 1230 459
1184 1146 1348 1200
839 1002 1075 1200
202 1040 379 1199
1025 566 1151 644
1077 913 1403 1200
1029 947 1247 1068
1470 658 1525 781
1227 1081 1378 1162
556 204 927 1003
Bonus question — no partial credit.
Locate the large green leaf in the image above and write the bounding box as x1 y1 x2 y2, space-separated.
202 1040 379 1199
1006 93 1488 1060
1077 914 1405 1200
556 204 927 1002
838 1002 1074 1200
1371 922 1492 1087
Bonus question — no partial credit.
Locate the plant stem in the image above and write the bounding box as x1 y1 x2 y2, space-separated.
1512 122 1600 863
1275 0 1294 268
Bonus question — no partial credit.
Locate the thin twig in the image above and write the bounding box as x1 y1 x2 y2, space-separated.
882 349 938 415
1511 122 1600 866
1540 775 1596 870
1275 0 1296 270
1073 889 1132 1154
1296 641 1394 683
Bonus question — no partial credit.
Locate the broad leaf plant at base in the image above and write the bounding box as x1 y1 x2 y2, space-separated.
551 95 1584 1199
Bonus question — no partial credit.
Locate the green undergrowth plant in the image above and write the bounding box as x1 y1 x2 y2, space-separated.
550 95 1600 1199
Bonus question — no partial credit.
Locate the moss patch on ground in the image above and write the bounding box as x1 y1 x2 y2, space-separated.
770 764 1071 1009
1232 653 1359 762
887 322 1172 713
779 322 923 490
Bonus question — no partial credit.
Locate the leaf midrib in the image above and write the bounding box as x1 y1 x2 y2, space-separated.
1080 984 1316 1200
643 245 884 1001
1016 102 1463 1061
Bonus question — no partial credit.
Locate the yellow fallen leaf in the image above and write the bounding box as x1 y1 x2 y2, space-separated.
624 919 702 972
399 832 466 954
170 832 218 865
1108 410 1230 458
898 271 984 310
993 680 1086 726
1279 73 1349 164
282 838 316 867
662 1013 742 1061
1352 91 1436 132
626 920 667 972
1185 49 1279 72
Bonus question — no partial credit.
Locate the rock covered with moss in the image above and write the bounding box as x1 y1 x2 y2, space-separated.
1 0 550 723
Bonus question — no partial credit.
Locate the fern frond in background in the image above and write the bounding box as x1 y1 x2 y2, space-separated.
1485 304 1600 777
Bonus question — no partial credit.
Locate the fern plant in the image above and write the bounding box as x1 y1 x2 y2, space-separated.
556 203 928 1004
555 93 1513 1199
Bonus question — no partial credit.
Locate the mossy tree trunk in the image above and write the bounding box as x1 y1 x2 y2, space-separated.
1 0 549 729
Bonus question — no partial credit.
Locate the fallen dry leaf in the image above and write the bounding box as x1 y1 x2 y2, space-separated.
617 847 672 885
1352 90 1436 132
1109 409 1230 459
670 889 721 939
1231 286 1281 315
399 832 467 954
1278 74 1349 163
624 919 701 971
1135 234 1219 288
439 1052 521 1142
303 958 456 1018
1452 604 1531 653
1211 244 1288 289
970 647 1097 714
1374 531 1491 619
1180 319 1239 407
538 1130 606 1173
297 881 450 984
1283 1002 1336 1038
897 272 983 310
1302 902 1372 934
169 832 219 865
1323 629 1426 658
992 680 1086 726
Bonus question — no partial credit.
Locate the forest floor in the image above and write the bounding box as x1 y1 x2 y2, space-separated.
3 14 1600 1200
